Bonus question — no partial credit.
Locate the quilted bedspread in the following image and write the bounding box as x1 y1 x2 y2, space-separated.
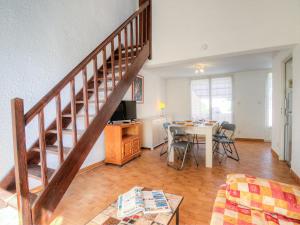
211 186 300 225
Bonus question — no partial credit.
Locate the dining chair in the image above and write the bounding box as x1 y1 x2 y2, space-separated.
168 126 199 170
160 122 170 156
213 121 229 139
213 123 240 163
212 121 228 152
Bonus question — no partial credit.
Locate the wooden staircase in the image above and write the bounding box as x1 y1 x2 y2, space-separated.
2 1 151 224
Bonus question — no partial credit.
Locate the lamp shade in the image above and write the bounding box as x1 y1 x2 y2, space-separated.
159 102 166 110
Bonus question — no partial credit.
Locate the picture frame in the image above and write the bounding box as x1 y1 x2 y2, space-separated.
132 75 144 104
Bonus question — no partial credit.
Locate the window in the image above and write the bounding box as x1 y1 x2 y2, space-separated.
211 77 233 122
191 79 210 120
266 73 272 127
191 77 232 122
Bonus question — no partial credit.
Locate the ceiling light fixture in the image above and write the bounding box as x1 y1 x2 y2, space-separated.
194 64 205 74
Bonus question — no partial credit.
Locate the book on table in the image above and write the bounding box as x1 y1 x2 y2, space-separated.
117 187 172 218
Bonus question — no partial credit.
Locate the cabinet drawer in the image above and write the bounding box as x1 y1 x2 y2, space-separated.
132 138 140 154
122 140 132 159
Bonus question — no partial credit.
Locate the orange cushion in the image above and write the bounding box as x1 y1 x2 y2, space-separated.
225 174 300 221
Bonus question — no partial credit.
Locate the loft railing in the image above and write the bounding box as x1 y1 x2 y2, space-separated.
10 1 151 224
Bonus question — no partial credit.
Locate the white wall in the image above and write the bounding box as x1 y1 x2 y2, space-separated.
123 70 166 119
165 70 270 139
234 70 270 140
166 78 191 121
291 45 300 176
150 0 300 65
271 50 293 159
0 0 138 179
272 45 300 177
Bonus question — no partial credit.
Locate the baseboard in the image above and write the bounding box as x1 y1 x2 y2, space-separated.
78 161 105 175
271 148 279 159
291 169 300 185
235 138 264 142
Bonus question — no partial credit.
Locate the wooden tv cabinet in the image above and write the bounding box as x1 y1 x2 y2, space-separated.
104 122 141 166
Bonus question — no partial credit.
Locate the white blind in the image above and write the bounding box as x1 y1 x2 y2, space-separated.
191 77 232 122
191 79 210 120
211 77 232 122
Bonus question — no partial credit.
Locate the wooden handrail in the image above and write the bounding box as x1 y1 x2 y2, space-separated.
24 1 149 125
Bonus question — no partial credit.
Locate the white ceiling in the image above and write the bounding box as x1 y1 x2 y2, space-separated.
144 51 274 79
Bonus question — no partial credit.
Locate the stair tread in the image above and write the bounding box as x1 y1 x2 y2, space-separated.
114 53 135 60
62 113 96 118
98 76 120 81
99 64 127 72
87 87 113 92
5 192 38 209
98 72 121 82
121 45 142 50
0 189 14 202
76 99 105 104
47 128 85 135
32 145 71 155
107 58 129 65
28 164 55 180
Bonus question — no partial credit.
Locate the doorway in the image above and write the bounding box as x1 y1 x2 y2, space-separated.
284 58 293 166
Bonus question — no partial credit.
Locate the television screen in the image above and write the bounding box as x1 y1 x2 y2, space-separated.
124 101 137 120
110 101 137 122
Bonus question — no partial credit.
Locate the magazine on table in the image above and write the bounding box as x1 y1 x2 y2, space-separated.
117 187 172 218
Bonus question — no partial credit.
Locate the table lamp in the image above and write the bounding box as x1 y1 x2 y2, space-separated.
159 102 166 118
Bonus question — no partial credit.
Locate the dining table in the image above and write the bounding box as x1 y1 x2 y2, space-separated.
167 121 218 168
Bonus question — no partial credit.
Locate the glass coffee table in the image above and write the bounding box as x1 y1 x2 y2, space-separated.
86 188 183 225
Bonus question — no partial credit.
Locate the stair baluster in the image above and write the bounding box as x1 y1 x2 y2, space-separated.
135 16 139 57
93 57 100 114
130 21 134 63
124 26 129 72
102 47 108 100
140 11 144 48
70 79 77 146
118 33 123 80
38 110 48 188
110 41 116 89
82 67 89 129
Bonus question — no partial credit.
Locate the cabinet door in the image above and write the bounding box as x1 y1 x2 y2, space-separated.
122 140 132 159
132 138 140 154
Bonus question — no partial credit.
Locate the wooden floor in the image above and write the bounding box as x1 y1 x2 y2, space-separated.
50 141 298 225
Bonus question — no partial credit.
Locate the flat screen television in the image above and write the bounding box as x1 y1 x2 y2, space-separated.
110 100 137 122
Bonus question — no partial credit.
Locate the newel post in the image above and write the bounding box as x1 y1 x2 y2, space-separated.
148 0 152 59
11 98 32 225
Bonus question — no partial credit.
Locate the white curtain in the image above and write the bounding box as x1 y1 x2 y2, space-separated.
211 77 232 122
191 77 232 122
191 79 210 120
